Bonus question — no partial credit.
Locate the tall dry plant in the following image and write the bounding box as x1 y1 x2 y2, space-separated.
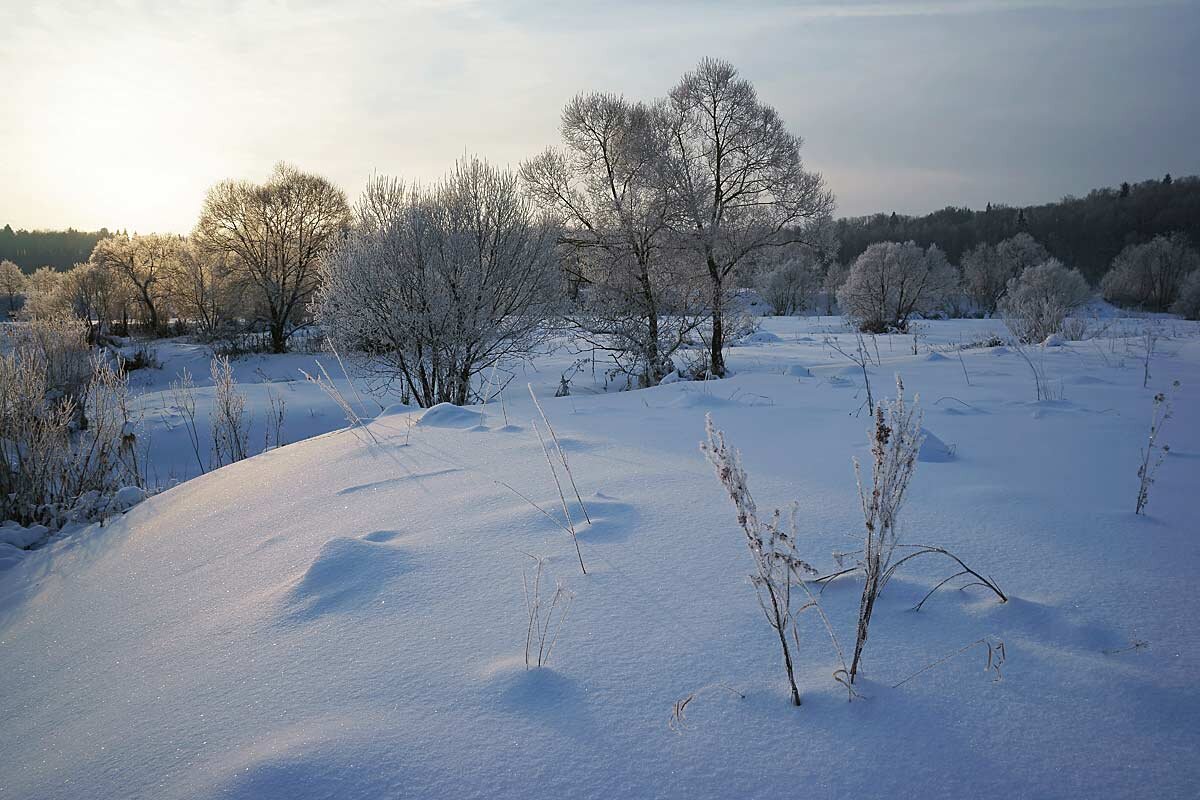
841 377 1006 684
703 415 849 706
209 355 249 467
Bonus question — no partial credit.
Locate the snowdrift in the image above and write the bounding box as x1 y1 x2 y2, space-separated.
2 318 1199 799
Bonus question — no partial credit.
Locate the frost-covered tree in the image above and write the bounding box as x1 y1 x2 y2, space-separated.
754 248 824 316
960 242 1009 316
168 241 240 339
821 261 848 315
89 233 181 334
195 163 349 353
1172 269 1200 320
59 262 123 340
19 266 71 319
522 93 703 386
0 259 23 313
960 232 1051 316
1102 233 1199 311
317 158 562 407
1000 259 1091 342
838 241 958 332
656 58 834 377
996 232 1051 275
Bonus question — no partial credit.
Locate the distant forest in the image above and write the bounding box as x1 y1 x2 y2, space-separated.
836 174 1200 283
4 173 1197 283
0 225 113 272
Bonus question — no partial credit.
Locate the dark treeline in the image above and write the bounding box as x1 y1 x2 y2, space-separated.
836 174 1200 283
0 224 114 272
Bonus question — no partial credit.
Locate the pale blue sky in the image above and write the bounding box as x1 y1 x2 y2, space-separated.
2 0 1197 232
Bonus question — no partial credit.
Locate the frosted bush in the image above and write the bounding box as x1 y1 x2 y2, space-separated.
999 259 1091 343
0 330 145 530
1172 270 1200 320
210 355 249 467
838 241 958 333
1102 234 1198 312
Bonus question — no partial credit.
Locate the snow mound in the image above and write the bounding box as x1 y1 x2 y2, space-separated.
918 428 955 462
415 403 484 428
481 659 584 709
112 486 147 511
283 536 412 620
658 370 683 385
664 390 741 409
744 330 782 344
786 365 813 378
925 351 949 362
0 521 49 549
1043 334 1065 347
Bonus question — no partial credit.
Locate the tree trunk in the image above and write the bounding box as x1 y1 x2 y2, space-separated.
269 318 287 354
709 266 725 378
645 312 661 386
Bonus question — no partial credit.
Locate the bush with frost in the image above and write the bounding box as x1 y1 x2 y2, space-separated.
838 241 958 333
1102 233 1198 312
0 318 144 530
999 259 1091 343
1172 269 1200 320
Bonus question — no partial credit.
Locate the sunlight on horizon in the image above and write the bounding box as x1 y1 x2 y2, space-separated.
3 0 1197 233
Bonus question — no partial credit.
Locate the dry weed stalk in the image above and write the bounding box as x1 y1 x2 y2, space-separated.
529 384 590 523
532 419 587 575
1135 384 1174 515
703 416 850 706
522 554 574 669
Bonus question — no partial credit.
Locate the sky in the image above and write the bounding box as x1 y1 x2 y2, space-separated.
2 0 1197 234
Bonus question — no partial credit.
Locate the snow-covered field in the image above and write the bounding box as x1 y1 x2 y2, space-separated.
2 315 1199 799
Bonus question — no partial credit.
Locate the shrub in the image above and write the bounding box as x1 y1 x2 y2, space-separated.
1171 270 1200 320
1000 259 1091 342
1102 233 1199 311
209 355 249 467
0 323 144 530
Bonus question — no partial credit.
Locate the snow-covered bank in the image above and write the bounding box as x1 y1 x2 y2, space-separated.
2 317 1198 799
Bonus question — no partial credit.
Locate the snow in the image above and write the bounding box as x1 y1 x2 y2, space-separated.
917 428 956 462
2 315 1199 799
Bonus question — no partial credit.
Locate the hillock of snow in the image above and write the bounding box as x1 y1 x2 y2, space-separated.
2 316 1198 799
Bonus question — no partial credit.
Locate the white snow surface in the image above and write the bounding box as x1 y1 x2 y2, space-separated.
2 316 1199 799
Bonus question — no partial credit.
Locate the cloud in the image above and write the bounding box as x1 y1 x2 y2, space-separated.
1 0 1196 230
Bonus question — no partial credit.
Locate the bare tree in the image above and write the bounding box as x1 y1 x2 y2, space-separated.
90 233 181 334
523 92 704 386
838 241 958 333
317 157 562 407
195 162 349 353
657 57 834 377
